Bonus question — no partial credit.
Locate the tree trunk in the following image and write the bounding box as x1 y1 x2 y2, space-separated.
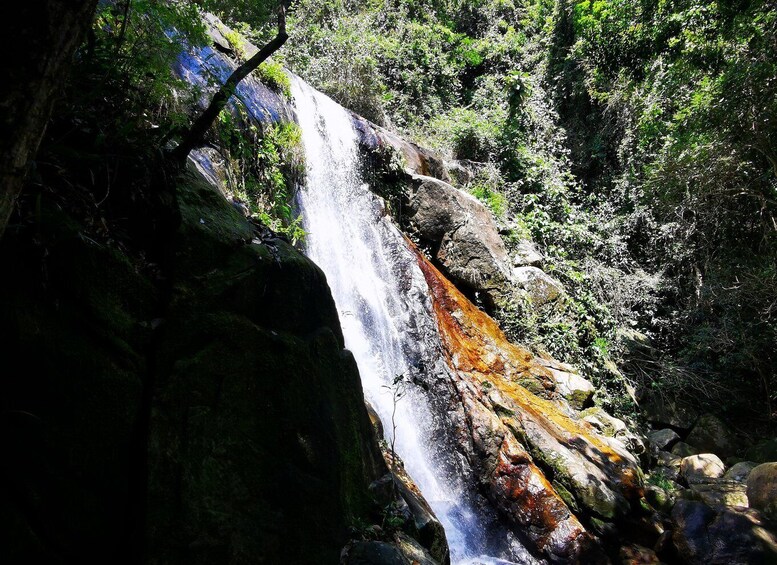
168 5 289 164
0 0 99 239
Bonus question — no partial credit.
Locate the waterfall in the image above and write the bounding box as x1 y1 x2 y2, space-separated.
291 77 538 565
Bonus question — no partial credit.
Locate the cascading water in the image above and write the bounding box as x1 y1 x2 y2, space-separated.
291 76 538 565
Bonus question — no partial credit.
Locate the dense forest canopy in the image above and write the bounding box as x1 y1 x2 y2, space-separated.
14 0 777 425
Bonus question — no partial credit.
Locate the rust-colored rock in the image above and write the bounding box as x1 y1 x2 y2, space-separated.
410 242 643 560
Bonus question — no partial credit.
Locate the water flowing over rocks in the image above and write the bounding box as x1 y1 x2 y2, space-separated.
414 253 642 529
176 17 777 564
0 160 399 563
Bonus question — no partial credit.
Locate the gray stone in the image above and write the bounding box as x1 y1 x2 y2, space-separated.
648 428 681 451
747 462 777 521
681 454 726 484
406 175 515 308
546 366 594 410
725 461 758 483
685 414 738 459
513 266 564 306
512 240 543 267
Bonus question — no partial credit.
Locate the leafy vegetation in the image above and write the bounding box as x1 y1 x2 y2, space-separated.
215 106 305 242
285 0 777 424
25 0 776 425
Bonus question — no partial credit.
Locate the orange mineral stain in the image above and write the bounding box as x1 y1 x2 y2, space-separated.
408 239 643 558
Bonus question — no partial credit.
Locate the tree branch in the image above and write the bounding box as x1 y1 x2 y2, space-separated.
168 5 288 165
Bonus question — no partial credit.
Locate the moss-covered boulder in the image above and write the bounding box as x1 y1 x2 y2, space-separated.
0 166 412 564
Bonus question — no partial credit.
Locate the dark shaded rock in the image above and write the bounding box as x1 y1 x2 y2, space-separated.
619 543 660 564
648 429 681 451
342 541 408 565
671 500 777 564
747 463 777 521
746 438 777 464
671 500 717 562
686 414 738 459
643 395 698 431
672 442 699 458
0 166 395 564
146 170 387 564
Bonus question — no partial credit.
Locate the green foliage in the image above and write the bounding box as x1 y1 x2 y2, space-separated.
215 106 305 243
257 59 292 97
468 168 508 218
66 0 208 146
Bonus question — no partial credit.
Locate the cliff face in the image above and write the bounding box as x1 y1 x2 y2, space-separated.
0 164 387 563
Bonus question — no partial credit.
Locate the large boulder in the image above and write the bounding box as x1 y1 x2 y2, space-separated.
680 454 726 484
747 463 777 521
685 414 738 459
671 500 777 564
405 175 515 308
0 165 413 564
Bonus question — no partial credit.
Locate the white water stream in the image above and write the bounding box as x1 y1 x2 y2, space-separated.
291 77 537 565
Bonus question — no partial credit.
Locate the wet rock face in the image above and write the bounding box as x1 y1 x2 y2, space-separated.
405 175 514 309
412 247 643 561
